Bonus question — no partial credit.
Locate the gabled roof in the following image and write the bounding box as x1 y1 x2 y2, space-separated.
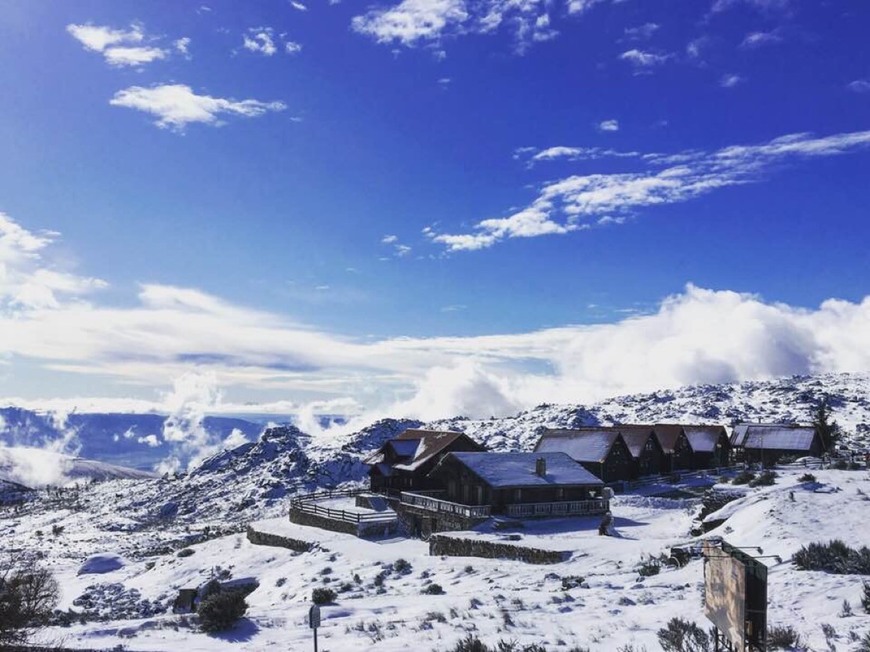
442 452 603 489
614 426 659 459
682 425 728 453
534 429 625 463
731 424 818 451
652 424 689 454
365 429 483 471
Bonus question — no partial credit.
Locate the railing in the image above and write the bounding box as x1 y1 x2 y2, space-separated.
290 489 396 524
400 491 491 519
505 499 608 518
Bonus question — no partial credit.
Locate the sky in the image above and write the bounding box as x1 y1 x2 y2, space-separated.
1 0 870 423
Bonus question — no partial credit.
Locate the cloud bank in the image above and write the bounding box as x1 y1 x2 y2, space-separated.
66 23 171 67
4 213 870 425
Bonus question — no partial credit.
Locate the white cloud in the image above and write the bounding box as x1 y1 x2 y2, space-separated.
109 84 286 131
243 27 278 56
597 119 619 132
285 41 303 54
381 234 399 244
623 22 659 41
429 129 870 252
66 23 169 67
524 146 642 164
712 0 790 12
848 80 870 94
352 0 469 46
175 37 192 57
619 48 672 69
4 218 870 422
740 30 782 48
719 73 744 88
0 212 106 311
290 1 308 10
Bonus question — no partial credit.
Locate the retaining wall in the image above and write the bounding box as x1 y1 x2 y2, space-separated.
429 534 570 564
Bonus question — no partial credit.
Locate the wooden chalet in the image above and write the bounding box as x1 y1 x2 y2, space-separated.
617 425 666 478
364 429 485 495
396 452 608 535
651 424 694 472
730 423 824 466
533 429 633 483
682 425 731 468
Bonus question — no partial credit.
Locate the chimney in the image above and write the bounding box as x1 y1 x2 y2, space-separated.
535 457 547 477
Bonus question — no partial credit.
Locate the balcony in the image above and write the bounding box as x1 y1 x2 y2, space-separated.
505 499 608 519
400 490 491 519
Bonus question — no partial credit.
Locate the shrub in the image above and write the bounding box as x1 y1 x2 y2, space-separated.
798 473 816 483
393 558 412 574
862 581 870 613
657 617 710 652
840 599 852 617
422 583 444 595
767 625 801 649
197 590 247 633
832 459 848 470
561 575 584 590
792 540 870 575
749 470 777 487
0 563 60 645
732 470 756 485
637 556 661 578
311 587 336 605
855 631 870 652
177 548 195 558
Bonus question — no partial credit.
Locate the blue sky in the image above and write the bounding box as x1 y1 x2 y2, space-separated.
1 0 869 421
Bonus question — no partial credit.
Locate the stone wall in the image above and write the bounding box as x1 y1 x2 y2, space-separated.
288 508 359 535
429 534 570 564
246 524 318 552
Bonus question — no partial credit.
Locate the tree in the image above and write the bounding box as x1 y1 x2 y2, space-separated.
0 559 60 645
813 396 841 452
197 590 248 633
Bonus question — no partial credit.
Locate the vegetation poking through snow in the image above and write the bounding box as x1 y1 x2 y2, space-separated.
792 540 870 575
656 617 711 652
0 562 60 645
766 624 803 650
311 587 336 605
197 590 248 633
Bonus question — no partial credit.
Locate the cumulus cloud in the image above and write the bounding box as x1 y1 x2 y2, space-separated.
110 84 287 131
623 23 659 41
848 80 870 94
597 119 619 132
619 49 672 70
428 129 870 252
720 73 744 88
352 0 468 46
66 23 169 67
243 27 278 55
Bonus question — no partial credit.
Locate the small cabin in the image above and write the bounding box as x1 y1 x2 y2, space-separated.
683 425 731 468
364 429 485 495
533 429 634 483
617 426 666 478
652 425 694 473
731 423 823 466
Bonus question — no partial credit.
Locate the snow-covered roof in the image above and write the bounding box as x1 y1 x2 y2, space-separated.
732 424 818 451
682 426 727 453
388 439 421 458
614 426 658 458
366 429 483 472
651 424 687 453
446 452 603 488
533 429 622 463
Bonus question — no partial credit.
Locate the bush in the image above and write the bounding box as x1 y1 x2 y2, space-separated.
312 587 336 605
862 580 870 614
637 556 661 578
798 473 816 483
0 563 60 645
749 470 777 487
197 590 247 633
855 631 870 652
422 583 444 595
561 575 584 590
393 558 412 574
657 617 710 652
792 540 870 575
832 459 848 470
767 625 801 649
732 470 755 485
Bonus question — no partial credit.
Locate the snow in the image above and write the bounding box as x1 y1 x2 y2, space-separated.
2 373 870 650
78 553 127 575
448 452 603 488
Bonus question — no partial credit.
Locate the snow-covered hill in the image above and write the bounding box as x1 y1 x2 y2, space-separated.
0 447 159 488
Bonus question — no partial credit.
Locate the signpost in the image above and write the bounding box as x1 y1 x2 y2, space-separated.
309 604 321 652
703 540 768 651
